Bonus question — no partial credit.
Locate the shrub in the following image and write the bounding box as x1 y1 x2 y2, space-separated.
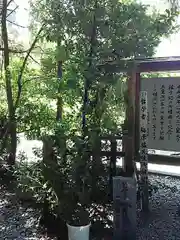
14 160 58 209
14 131 112 228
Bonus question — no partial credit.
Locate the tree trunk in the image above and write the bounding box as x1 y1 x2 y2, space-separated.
8 119 17 165
56 60 63 121
82 0 97 137
1 0 17 165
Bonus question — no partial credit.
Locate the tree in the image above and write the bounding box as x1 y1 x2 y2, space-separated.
168 0 179 11
0 0 43 165
30 0 178 135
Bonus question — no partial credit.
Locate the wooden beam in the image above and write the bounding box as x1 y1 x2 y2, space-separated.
97 58 180 74
101 136 122 140
138 60 180 73
100 151 125 157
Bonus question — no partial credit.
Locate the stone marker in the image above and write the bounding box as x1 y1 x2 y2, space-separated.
113 176 136 240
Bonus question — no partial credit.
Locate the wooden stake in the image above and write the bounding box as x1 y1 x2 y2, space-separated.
139 91 149 212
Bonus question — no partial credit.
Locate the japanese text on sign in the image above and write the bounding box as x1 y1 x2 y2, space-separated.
140 77 180 152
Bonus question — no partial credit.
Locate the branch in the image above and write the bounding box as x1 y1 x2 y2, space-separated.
7 0 13 7
0 45 45 54
7 5 19 18
29 55 40 65
34 45 45 53
0 47 28 53
14 25 44 110
6 19 27 28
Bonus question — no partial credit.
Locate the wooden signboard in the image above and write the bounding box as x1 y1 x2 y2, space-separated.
141 77 180 152
139 91 149 211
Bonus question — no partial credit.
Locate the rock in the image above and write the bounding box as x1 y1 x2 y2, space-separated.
0 214 5 222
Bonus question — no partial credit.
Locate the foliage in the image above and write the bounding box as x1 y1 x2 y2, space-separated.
31 0 178 60
14 160 57 206
14 124 110 226
41 121 110 225
29 0 178 135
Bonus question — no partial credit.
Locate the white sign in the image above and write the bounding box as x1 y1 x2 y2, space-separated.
141 77 180 152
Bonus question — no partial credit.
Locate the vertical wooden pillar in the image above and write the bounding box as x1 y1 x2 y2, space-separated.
122 126 128 172
139 91 149 212
109 138 117 197
111 138 117 176
92 136 101 192
124 68 137 177
135 72 140 160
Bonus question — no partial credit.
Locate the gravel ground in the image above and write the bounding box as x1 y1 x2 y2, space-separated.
0 185 56 240
1 174 180 239
137 174 180 240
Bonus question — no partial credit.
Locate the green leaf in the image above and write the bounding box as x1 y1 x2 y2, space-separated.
56 45 68 61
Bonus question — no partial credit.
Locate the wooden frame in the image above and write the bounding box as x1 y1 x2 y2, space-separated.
135 59 180 160
137 59 180 73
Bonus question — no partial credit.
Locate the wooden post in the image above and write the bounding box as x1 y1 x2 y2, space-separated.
92 135 101 192
109 138 117 196
111 138 117 176
135 72 140 160
124 69 137 177
139 91 149 212
122 129 128 172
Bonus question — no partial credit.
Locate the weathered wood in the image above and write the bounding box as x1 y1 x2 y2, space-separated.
100 151 124 157
101 135 122 140
124 70 136 176
109 139 117 194
97 58 180 74
92 136 102 190
139 91 149 212
122 127 128 171
135 72 140 160
137 59 180 72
